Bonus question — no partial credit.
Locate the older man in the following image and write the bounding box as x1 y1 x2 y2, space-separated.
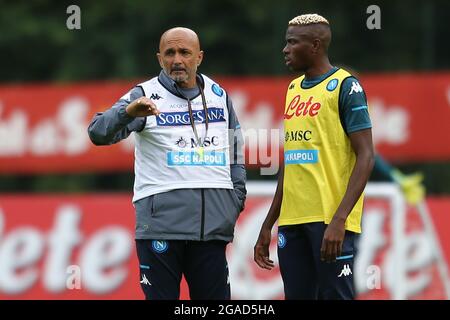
88 27 246 300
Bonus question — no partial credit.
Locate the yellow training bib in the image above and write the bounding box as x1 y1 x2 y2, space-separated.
280 68 364 233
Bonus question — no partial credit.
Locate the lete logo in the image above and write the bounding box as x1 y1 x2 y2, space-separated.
0 206 132 295
284 95 321 119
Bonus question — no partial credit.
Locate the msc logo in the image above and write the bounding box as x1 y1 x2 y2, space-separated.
152 240 169 253
338 264 353 277
278 233 287 248
284 95 321 119
285 130 312 142
191 136 219 148
150 93 163 100
175 136 219 148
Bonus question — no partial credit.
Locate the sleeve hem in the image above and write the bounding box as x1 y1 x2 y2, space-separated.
347 124 372 134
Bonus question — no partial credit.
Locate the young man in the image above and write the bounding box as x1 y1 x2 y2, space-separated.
88 27 246 300
254 14 374 300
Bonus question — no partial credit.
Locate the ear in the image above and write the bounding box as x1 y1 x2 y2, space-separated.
312 39 321 54
197 50 204 67
156 52 164 69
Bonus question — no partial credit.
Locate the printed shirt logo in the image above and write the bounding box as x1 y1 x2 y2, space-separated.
140 274 152 286
284 95 321 119
326 78 339 91
338 264 353 277
285 130 312 142
152 240 169 253
156 108 225 126
175 136 220 149
167 150 226 166
175 137 188 148
284 150 318 165
289 83 295 90
150 93 163 100
211 83 224 97
349 81 363 95
278 233 287 248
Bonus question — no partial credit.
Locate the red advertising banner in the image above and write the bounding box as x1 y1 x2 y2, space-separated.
0 73 449 173
0 190 449 299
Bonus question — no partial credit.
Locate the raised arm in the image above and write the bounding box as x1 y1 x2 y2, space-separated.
87 86 153 145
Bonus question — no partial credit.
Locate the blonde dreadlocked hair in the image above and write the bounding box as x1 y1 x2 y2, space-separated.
288 14 329 26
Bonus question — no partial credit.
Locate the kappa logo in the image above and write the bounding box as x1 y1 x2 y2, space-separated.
349 81 363 95
150 93 163 100
140 274 152 286
338 264 353 277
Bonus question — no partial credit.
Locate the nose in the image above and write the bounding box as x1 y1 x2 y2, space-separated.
282 44 289 54
173 52 183 65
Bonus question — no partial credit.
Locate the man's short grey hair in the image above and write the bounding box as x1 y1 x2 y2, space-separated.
288 14 329 26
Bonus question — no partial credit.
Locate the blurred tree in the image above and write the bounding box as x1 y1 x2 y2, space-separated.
0 0 448 83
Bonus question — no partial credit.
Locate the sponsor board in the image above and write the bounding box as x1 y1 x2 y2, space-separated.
1 73 449 172
0 185 449 299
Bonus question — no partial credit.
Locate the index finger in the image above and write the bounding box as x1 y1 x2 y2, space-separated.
320 239 328 262
254 246 274 270
141 98 156 107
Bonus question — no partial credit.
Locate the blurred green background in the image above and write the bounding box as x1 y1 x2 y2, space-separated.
1 0 449 83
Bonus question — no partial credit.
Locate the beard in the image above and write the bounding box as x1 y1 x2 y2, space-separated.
168 67 189 85
171 73 188 84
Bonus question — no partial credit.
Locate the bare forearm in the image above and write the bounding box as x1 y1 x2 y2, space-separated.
262 164 284 229
333 152 374 222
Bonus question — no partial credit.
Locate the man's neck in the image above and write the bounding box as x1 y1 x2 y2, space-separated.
177 80 197 89
160 70 197 89
304 57 333 80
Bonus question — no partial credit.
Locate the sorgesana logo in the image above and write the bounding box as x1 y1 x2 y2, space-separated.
156 108 225 126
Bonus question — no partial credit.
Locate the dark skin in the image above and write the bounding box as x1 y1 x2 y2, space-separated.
254 163 283 269
254 23 375 267
283 24 332 79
